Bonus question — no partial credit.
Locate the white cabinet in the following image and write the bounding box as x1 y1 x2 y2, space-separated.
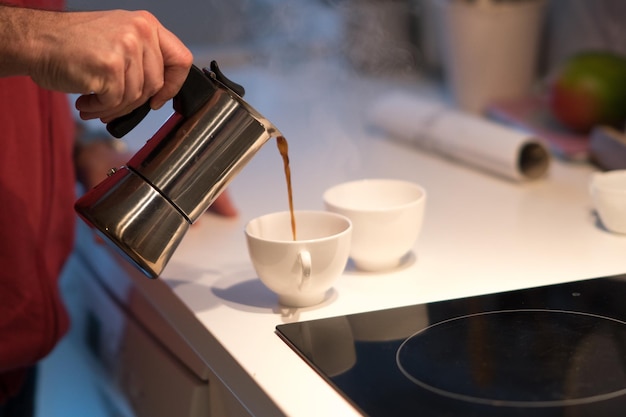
80 275 211 417
67 221 255 417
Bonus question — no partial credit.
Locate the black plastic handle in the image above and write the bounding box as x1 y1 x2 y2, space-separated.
208 60 245 97
106 64 218 139
106 102 152 138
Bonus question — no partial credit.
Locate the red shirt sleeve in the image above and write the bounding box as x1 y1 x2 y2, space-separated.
0 73 75 400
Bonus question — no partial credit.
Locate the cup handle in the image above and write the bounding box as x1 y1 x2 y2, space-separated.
298 250 312 290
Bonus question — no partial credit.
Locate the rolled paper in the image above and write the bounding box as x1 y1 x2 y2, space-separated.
368 92 551 181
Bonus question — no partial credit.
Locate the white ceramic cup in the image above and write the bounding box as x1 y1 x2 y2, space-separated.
323 179 426 272
590 170 626 234
245 210 352 307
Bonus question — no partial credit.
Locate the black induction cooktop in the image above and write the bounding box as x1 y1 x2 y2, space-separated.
276 274 626 416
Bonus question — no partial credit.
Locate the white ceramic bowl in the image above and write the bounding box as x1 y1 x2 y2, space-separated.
323 179 426 271
590 170 626 234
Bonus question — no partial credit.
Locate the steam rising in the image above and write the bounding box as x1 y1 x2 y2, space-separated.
251 0 422 76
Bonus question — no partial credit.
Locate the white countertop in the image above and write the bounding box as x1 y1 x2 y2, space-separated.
108 59 626 416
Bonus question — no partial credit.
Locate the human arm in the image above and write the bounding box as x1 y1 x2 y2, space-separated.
0 5 192 122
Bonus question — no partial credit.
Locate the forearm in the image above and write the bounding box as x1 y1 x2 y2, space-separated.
0 5 193 121
0 5 55 77
0 6 99 81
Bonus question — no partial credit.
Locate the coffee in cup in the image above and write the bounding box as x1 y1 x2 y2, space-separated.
245 210 352 307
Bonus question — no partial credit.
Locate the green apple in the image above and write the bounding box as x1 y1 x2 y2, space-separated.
548 51 626 133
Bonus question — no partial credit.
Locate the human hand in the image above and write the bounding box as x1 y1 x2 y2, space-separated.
28 9 193 122
206 191 238 218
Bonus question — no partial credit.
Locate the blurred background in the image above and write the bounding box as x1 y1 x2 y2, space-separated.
40 1 626 416
64 0 626 79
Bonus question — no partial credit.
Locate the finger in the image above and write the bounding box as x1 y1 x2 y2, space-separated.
136 42 165 110
96 61 144 123
110 25 165 120
150 26 192 109
74 61 126 111
98 50 161 123
75 93 111 120
84 42 164 121
208 192 238 217
75 77 126 121
79 59 147 123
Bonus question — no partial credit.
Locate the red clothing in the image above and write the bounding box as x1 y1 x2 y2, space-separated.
0 0 75 402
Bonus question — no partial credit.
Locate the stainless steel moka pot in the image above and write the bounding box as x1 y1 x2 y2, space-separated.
75 62 282 278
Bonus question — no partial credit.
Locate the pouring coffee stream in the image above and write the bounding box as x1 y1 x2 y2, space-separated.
277 135 297 241
75 61 290 278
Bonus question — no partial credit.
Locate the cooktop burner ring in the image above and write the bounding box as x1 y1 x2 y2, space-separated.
396 308 626 408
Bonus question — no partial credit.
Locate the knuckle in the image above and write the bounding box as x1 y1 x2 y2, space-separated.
180 49 194 68
134 10 157 22
132 10 158 35
150 78 165 96
119 31 142 56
